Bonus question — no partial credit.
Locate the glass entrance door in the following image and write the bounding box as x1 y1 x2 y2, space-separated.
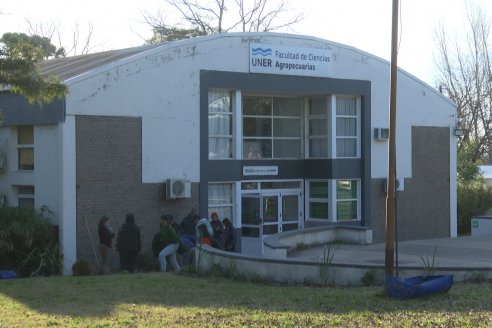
241 194 262 256
241 191 301 256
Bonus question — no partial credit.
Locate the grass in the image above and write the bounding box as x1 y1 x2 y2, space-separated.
1 272 492 327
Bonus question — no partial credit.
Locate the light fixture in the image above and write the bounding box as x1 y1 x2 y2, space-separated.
454 117 465 137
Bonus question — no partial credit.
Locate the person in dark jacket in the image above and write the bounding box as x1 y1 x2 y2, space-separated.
97 215 115 274
222 218 236 252
158 215 182 272
116 213 141 273
181 209 199 244
210 212 225 249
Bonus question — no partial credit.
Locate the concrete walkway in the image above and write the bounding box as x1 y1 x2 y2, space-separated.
289 234 492 270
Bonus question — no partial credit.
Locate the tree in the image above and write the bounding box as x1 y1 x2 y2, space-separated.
0 33 68 104
26 20 95 56
144 13 205 44
145 0 303 43
1 32 64 59
434 3 492 162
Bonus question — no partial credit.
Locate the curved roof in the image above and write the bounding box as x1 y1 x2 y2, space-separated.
39 44 160 81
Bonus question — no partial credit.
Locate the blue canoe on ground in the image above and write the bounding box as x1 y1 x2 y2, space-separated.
384 275 453 299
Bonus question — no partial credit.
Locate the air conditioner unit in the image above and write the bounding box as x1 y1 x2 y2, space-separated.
383 179 401 193
166 179 191 199
374 128 389 141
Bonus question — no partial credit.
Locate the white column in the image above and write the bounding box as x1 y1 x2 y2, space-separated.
449 127 458 238
59 115 77 274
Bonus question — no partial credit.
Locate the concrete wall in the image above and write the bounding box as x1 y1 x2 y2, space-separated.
75 115 199 270
371 126 451 243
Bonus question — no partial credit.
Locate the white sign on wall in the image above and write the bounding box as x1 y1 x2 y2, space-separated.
249 43 332 77
243 166 278 176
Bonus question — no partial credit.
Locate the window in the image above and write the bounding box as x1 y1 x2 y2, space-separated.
336 180 359 221
17 185 35 208
243 96 302 159
307 181 330 220
306 179 360 222
17 126 34 170
307 97 329 158
208 90 233 159
335 96 359 158
208 183 234 222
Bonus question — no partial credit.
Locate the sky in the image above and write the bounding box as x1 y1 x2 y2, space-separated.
1 0 491 86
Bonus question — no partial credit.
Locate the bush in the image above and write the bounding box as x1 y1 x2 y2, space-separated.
457 181 492 235
0 206 62 277
72 259 92 276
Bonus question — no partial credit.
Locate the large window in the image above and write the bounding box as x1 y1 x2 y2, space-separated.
243 96 302 159
306 180 360 222
17 126 34 170
308 181 330 220
336 96 358 158
336 180 359 221
208 90 233 159
307 97 329 158
208 182 234 222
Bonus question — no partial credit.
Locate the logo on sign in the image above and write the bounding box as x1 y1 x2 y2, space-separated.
251 47 273 68
251 47 272 56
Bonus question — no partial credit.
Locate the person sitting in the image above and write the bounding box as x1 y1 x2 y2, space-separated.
210 212 225 249
196 220 222 249
222 218 236 252
197 224 212 246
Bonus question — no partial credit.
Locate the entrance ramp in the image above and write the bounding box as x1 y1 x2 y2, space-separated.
263 225 372 259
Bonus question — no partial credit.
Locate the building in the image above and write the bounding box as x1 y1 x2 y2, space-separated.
0 33 457 273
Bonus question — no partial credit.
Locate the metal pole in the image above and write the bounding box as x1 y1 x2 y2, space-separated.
385 0 399 277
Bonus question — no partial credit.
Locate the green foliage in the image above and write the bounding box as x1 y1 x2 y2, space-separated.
458 139 482 183
457 180 492 235
456 139 492 235
465 272 488 284
71 259 92 276
319 244 336 287
0 32 68 104
0 206 62 277
1 32 64 60
420 246 440 276
147 25 205 44
361 270 377 286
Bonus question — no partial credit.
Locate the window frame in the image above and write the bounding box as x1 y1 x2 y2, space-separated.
16 126 34 171
306 96 330 159
208 181 235 224
242 95 303 160
16 185 35 208
208 89 235 160
335 179 361 221
334 95 361 159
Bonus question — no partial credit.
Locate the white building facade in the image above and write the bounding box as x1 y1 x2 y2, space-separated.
0 33 457 272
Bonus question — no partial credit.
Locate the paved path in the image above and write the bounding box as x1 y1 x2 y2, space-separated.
289 234 492 269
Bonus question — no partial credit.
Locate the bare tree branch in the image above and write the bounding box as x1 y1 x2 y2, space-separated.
146 0 303 42
434 3 492 162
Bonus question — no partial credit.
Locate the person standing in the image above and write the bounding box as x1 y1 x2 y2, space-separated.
97 215 115 274
158 215 181 273
222 218 236 252
116 213 141 273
